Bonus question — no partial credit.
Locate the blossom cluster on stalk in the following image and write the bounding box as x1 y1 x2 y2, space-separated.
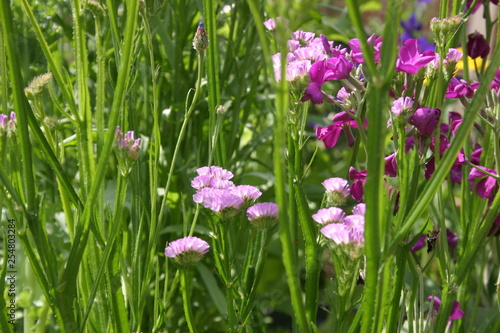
165 236 210 266
192 165 278 228
0 112 17 137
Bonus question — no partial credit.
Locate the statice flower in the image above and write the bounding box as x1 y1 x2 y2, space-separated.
196 165 234 180
247 202 279 229
232 185 262 204
320 214 364 247
165 236 210 266
116 126 141 160
263 17 289 31
428 296 464 327
391 96 414 118
291 30 316 46
322 177 350 206
396 39 436 74
352 203 366 216
312 207 345 226
193 187 244 218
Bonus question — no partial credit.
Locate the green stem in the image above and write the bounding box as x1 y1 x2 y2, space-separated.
180 269 198 333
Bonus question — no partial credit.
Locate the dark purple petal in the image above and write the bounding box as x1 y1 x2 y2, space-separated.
409 107 441 136
446 229 458 248
411 234 426 252
467 32 490 59
350 181 364 202
385 154 397 177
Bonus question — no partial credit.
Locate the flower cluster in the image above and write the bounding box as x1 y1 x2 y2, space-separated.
192 166 278 228
116 126 141 160
165 236 210 266
0 112 16 137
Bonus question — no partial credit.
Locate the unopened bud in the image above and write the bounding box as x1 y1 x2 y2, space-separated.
193 22 209 52
467 32 490 59
24 72 53 99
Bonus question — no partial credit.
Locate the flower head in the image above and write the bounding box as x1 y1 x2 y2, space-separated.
165 236 210 266
193 22 209 52
247 203 279 229
312 207 345 226
468 166 498 199
193 187 244 218
321 177 350 206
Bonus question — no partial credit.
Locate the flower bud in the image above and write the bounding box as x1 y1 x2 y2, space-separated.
193 22 209 52
467 32 490 59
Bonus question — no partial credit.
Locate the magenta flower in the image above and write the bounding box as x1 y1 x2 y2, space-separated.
410 235 426 252
247 202 279 229
490 69 500 92
445 78 479 98
428 296 464 326
348 34 383 64
165 236 210 265
409 107 441 136
396 39 436 74
302 52 353 104
446 229 458 248
316 111 359 148
349 167 367 202
468 166 498 199
0 114 7 131
312 207 346 225
385 153 397 177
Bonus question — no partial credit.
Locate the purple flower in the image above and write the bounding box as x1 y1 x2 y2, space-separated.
467 32 490 59
165 236 210 265
0 114 8 130
409 107 441 136
396 39 436 74
247 202 279 229
312 207 346 225
428 296 464 327
468 166 498 199
446 229 458 248
322 177 350 206
444 48 463 65
116 126 141 160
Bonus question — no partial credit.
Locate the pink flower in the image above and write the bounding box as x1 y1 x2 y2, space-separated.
263 17 288 31
391 96 414 116
445 78 479 98
196 166 234 180
322 177 350 206
312 207 346 225
232 185 262 202
165 236 210 265
320 223 351 245
396 39 436 74
247 202 279 229
352 203 366 216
